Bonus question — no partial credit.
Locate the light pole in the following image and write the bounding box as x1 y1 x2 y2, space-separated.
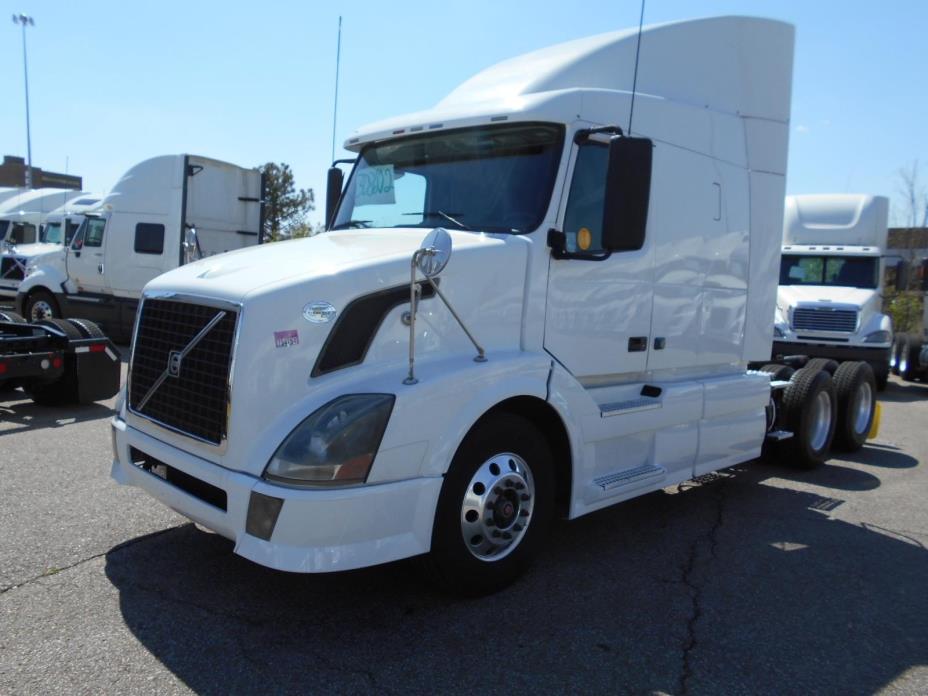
12 13 35 188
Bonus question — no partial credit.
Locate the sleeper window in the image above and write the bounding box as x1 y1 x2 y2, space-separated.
135 223 165 255
563 144 608 252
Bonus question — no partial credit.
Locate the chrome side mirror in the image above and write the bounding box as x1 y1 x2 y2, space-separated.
183 225 202 264
416 227 452 277
404 227 486 385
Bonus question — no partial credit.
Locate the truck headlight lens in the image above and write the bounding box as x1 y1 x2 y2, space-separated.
863 330 891 344
263 394 394 486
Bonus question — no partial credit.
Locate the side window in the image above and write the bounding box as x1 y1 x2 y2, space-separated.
84 219 106 248
563 144 608 252
65 220 80 245
11 223 37 245
134 223 165 255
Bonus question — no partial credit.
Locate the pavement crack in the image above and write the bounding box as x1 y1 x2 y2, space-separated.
0 525 183 596
677 475 729 696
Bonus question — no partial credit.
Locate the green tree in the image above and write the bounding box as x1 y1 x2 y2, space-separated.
257 162 315 241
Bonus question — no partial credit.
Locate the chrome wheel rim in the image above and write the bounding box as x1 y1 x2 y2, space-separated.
899 353 908 374
852 381 873 435
461 452 534 562
30 300 54 321
810 390 832 451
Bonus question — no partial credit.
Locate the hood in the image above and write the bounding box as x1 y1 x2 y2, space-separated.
146 228 503 302
4 242 62 259
777 285 876 312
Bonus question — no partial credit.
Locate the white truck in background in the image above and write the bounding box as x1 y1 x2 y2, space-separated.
773 194 893 388
15 155 264 341
0 188 87 247
0 187 27 206
0 195 102 301
110 17 879 595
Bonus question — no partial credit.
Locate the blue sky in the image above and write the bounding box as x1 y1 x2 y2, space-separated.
2 1 925 226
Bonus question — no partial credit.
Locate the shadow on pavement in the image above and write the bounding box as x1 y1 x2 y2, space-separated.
880 379 928 403
0 394 113 435
104 460 927 695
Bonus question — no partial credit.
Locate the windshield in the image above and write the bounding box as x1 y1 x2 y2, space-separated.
332 122 564 233
41 222 63 244
779 255 878 289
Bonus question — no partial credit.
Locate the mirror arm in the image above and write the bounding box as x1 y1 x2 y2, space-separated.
404 251 423 385
425 275 486 363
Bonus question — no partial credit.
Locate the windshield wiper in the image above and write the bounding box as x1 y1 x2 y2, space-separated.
330 219 372 230
404 210 469 230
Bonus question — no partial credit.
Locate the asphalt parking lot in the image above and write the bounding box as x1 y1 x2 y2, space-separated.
1 362 926 695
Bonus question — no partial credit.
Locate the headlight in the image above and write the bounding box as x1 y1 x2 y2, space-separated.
263 394 394 487
864 330 891 344
774 324 787 338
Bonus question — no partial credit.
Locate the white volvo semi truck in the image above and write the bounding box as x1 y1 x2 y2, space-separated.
15 155 264 341
773 194 893 388
110 17 878 594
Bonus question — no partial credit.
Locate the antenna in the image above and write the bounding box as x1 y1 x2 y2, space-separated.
330 16 343 164
627 0 646 135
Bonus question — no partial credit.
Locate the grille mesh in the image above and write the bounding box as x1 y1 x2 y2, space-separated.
791 307 857 333
129 299 237 444
1 257 26 281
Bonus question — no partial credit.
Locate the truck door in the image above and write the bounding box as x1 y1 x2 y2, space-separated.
183 156 262 259
67 217 109 296
544 138 654 379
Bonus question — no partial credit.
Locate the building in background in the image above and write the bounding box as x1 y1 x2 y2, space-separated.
0 155 81 190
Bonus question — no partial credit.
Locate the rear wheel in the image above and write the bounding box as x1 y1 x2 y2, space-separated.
424 413 554 596
890 334 906 375
898 336 921 382
0 310 26 323
805 358 839 375
832 362 876 452
777 367 837 469
36 318 82 340
66 318 106 339
25 289 60 322
759 363 795 381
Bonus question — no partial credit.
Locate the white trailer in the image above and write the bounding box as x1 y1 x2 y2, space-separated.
773 194 893 387
0 187 27 206
0 194 102 301
110 17 877 594
15 155 264 341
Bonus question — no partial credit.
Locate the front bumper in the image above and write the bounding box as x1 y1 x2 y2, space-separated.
772 340 890 364
111 418 443 573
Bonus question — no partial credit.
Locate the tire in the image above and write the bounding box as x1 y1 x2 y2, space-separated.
805 358 839 375
67 318 106 339
36 318 83 340
0 310 26 323
871 360 889 391
24 289 60 322
890 334 906 376
777 367 837 469
832 362 876 452
759 363 795 381
423 413 555 596
899 336 922 382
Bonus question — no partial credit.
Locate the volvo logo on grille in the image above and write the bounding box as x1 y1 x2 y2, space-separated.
167 350 183 378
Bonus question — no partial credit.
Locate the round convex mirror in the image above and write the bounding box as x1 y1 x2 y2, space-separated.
417 227 452 277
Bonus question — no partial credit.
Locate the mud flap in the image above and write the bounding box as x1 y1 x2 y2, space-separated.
71 342 122 403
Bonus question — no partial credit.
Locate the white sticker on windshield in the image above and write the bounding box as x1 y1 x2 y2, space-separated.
355 165 395 205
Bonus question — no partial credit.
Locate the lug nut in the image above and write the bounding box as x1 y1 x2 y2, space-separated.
520 493 531 501
505 480 514 488
519 509 529 517
515 482 525 490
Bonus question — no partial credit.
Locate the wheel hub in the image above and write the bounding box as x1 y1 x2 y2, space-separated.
461 453 534 561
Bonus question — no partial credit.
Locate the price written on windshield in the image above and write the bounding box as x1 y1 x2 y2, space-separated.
355 165 396 205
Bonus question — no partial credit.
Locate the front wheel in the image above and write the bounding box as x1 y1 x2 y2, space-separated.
424 413 554 596
24 289 60 322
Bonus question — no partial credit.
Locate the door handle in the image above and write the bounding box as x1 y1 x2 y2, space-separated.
628 336 648 352
97 264 104 274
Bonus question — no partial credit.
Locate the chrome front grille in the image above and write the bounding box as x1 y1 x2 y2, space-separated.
1 256 26 281
128 298 238 445
791 307 858 333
